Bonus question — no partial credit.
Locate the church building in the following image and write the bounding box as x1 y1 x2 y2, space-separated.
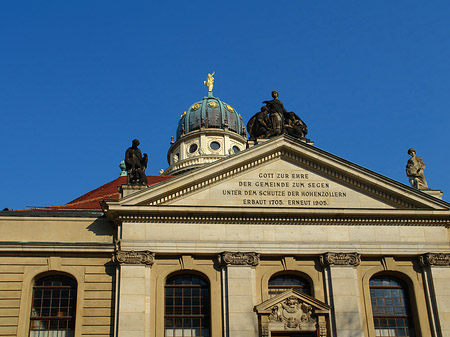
1 75 450 337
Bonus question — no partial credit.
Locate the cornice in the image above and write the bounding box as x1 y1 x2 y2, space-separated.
120 240 449 255
0 242 113 253
111 211 450 226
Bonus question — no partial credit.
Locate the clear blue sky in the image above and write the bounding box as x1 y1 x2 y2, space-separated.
1 1 449 209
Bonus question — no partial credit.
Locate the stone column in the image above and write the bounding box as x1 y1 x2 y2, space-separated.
219 252 260 337
113 250 155 337
321 252 364 337
420 253 450 337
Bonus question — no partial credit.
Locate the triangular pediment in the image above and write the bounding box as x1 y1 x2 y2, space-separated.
255 289 331 314
106 136 450 214
166 157 396 209
255 289 330 333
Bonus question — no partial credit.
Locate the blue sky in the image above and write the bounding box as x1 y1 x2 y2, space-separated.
1 1 449 209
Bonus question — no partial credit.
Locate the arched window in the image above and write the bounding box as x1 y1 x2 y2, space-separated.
268 273 312 298
369 275 415 337
29 274 77 337
165 274 210 337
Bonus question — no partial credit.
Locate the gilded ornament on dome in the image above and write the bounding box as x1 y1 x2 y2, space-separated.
238 113 243 120
180 111 186 119
208 101 218 108
226 104 234 112
191 103 200 110
204 71 215 92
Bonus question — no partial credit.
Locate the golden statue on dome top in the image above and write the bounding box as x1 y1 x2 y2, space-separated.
204 71 215 92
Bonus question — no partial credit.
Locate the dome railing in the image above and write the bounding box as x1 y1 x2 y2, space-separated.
164 155 224 175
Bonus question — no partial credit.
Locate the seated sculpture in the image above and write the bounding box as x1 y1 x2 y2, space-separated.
125 139 148 185
247 106 272 140
284 111 308 138
247 90 308 140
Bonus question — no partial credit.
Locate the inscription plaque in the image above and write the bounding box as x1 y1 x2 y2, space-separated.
221 170 348 207
170 161 394 209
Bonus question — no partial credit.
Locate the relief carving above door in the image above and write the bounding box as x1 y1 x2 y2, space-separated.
255 290 331 337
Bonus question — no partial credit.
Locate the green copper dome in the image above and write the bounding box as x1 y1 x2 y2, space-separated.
176 94 247 140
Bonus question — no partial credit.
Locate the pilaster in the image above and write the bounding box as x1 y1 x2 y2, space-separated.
420 253 450 337
113 250 155 337
321 252 363 337
219 252 260 337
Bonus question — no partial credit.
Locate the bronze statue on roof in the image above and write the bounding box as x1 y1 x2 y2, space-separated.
247 90 308 141
125 139 148 185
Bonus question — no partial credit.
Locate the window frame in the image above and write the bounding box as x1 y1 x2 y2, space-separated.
362 269 425 337
164 272 211 337
268 272 313 298
26 272 80 336
369 275 415 337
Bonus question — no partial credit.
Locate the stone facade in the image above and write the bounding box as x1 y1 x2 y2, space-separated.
1 135 450 337
0 216 114 337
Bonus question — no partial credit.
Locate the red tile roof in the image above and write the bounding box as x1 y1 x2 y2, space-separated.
35 175 173 212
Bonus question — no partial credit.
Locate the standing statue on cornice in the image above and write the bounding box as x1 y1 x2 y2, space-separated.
125 139 148 186
406 148 428 190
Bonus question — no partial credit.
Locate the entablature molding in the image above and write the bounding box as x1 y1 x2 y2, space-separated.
104 210 450 227
117 240 447 255
0 241 113 253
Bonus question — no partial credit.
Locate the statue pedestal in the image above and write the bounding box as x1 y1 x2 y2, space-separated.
247 139 270 148
422 189 443 200
119 184 148 198
248 137 314 148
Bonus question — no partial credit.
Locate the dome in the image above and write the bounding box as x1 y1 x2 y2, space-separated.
176 94 247 140
164 74 248 176
165 96 247 176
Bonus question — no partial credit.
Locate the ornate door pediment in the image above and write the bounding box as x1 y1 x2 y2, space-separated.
254 289 331 337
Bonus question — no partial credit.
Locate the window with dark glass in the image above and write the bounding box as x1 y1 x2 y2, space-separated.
189 143 198 153
165 274 210 337
370 276 415 337
209 141 220 150
268 274 311 298
30 275 77 337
